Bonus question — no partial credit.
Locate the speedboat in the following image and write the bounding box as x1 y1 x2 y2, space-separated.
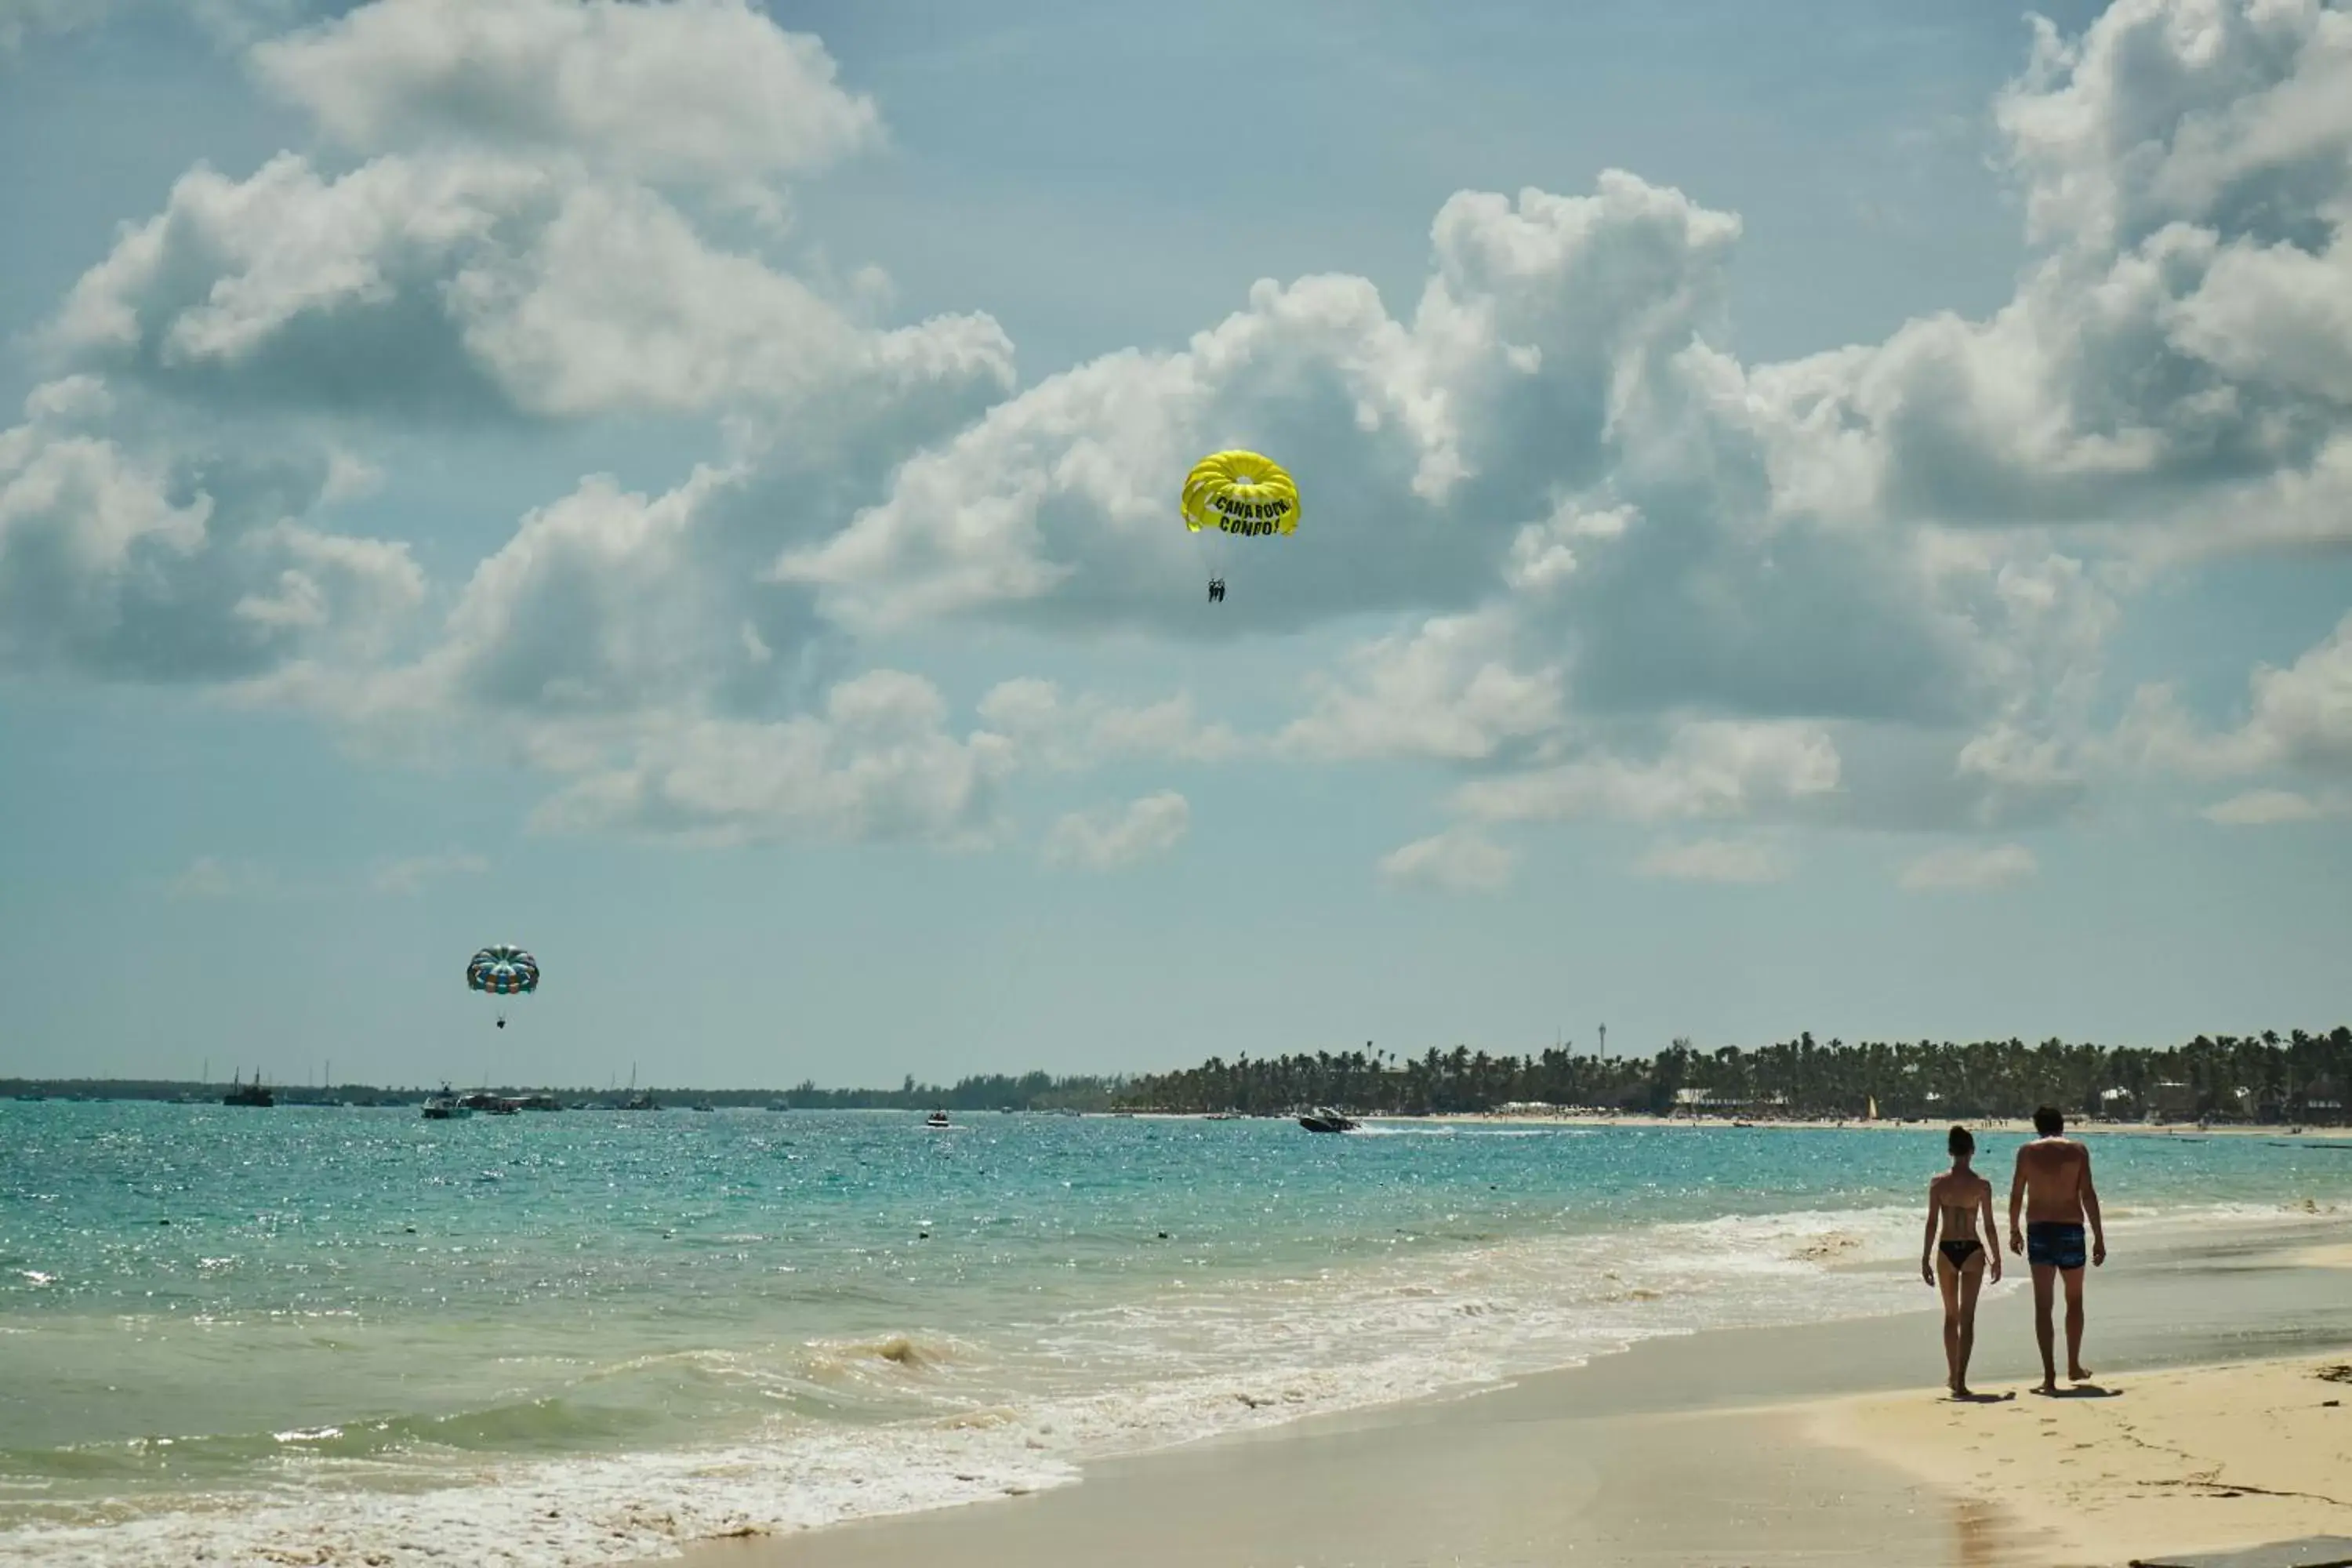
924 1109 952 1129
422 1094 471 1120
1298 1108 1357 1134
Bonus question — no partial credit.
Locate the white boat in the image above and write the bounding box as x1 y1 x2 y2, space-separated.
423 1084 472 1120
924 1109 952 1129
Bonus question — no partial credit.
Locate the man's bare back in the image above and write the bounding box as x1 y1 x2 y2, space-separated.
2013 1138 2091 1225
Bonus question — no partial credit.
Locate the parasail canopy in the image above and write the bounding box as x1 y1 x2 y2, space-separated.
1181 450 1300 539
466 945 539 996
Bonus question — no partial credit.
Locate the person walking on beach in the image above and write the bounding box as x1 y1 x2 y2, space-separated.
1922 1125 2000 1398
2009 1106 2106 1395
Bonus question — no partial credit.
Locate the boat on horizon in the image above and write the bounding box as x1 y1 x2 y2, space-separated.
223 1071 274 1108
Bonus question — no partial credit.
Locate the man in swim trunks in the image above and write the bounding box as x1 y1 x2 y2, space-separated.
2008 1105 2106 1394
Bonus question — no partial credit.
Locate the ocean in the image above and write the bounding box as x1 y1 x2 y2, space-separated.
2 1101 2346 1566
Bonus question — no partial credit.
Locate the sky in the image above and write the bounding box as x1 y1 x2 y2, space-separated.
2 0 2350 1092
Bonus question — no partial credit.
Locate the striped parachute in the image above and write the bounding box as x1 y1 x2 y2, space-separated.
467 944 539 1029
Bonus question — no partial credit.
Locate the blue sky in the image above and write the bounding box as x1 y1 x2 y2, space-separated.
3 0 2350 1091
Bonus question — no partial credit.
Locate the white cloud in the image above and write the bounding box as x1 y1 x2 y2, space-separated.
0 380 423 682
1504 498 1632 595
2114 611 2352 780
52 153 1012 424
1758 0 2352 545
775 172 1744 638
978 680 1243 771
2200 788 2352 826
524 670 1017 848
1377 826 1516 894
1279 609 1562 763
250 0 881 201
1040 791 1191 870
22 0 2352 867
1635 836 1791 884
166 855 278 898
1454 720 1842 825
386 465 796 718
369 850 488 895
1898 843 2038 893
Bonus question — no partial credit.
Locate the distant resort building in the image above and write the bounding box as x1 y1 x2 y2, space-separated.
1670 1087 1790 1118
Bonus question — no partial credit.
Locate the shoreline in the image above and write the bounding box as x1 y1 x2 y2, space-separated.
1157 1108 2352 1139
657 1213 2352 1568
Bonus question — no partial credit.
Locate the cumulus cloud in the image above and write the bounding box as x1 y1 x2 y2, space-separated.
1279 609 1562 763
978 680 1243 771
776 173 1747 638
2115 610 2352 781
50 153 1011 425
1634 836 1791 884
249 0 880 200
524 670 1016 848
20 0 2352 874
1899 843 2038 893
1040 791 1191 870
369 849 488 895
1377 826 1516 893
0 379 423 682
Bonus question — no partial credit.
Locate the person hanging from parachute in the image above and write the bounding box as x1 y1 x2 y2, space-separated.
466 944 539 1029
1181 449 1298 604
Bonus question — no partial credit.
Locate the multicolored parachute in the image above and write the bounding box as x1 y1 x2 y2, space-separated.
467 945 538 1029
1181 450 1300 537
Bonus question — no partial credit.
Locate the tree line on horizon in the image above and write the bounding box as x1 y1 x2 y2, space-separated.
9 1027 2348 1121
1109 1027 2352 1122
0 1071 1129 1111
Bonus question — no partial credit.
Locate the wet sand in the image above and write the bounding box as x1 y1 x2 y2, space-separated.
657 1215 2352 1568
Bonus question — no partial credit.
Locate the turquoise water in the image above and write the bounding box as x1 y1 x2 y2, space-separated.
2 1102 2347 1565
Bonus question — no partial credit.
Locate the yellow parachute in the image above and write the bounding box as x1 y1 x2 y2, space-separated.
1181 451 1300 538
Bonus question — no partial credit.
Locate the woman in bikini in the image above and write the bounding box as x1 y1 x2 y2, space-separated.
1922 1124 2002 1398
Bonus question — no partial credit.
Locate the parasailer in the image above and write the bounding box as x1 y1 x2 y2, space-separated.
466 944 538 1029
1181 450 1298 601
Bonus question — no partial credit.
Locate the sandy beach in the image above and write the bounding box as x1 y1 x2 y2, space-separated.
661 1215 2352 1568
1817 1356 2352 1566
1416 1112 2352 1142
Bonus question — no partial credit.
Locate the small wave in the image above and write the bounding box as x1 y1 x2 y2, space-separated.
798 1334 961 1382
